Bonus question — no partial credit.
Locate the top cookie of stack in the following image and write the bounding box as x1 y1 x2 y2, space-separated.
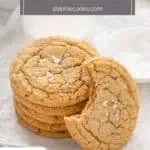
9 36 97 138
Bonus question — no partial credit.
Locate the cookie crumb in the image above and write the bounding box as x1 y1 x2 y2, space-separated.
105 112 109 117
115 116 120 121
113 103 117 109
101 119 105 123
46 72 54 81
112 99 118 109
103 101 108 107
39 58 47 64
123 84 127 89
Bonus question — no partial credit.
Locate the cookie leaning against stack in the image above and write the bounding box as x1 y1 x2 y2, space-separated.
9 36 97 138
65 57 139 149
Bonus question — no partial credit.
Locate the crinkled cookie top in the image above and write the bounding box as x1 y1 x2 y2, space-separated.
10 36 97 107
65 57 139 150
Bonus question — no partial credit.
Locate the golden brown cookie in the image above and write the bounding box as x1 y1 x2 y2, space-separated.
10 36 97 107
65 57 139 150
15 100 64 124
14 94 86 116
28 36 97 54
15 106 67 132
17 113 70 138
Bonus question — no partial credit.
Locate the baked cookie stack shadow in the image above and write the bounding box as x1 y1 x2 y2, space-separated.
9 36 97 138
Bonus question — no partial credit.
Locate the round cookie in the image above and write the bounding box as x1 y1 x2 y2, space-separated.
65 57 139 150
15 106 67 132
15 101 64 124
17 113 70 138
14 94 86 116
10 36 97 107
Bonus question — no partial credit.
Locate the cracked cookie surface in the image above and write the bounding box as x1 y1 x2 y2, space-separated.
10 36 96 107
65 57 139 150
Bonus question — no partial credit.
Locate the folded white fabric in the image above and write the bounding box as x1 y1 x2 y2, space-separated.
0 0 19 41
0 0 18 10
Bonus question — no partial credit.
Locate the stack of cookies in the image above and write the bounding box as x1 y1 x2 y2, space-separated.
9 36 97 138
10 36 139 150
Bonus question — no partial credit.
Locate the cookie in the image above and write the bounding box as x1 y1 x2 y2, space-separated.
17 113 70 138
15 100 64 124
28 36 97 54
14 94 85 116
15 107 67 132
10 36 97 107
65 57 139 150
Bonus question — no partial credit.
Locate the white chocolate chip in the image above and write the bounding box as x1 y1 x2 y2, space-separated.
52 55 61 64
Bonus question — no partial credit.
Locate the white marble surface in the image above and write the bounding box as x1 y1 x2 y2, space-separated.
0 0 150 149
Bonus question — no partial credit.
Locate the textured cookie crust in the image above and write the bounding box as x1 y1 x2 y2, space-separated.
17 113 70 138
14 94 86 116
10 36 96 107
15 107 67 132
65 57 139 150
15 100 64 124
